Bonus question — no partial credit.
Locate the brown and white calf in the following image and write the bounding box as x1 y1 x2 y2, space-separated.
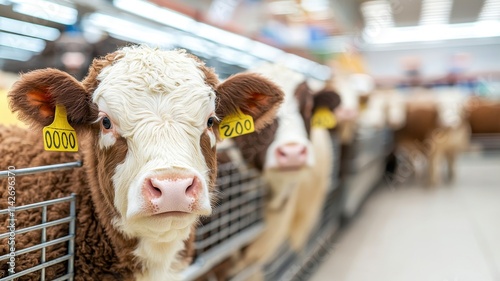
228 63 340 277
0 45 283 280
393 89 470 186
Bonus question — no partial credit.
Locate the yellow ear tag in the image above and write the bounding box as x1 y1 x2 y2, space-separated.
42 104 79 152
219 108 255 139
312 107 337 129
359 102 368 112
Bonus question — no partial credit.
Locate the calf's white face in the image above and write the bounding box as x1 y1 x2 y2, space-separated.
91 48 217 240
251 64 313 171
231 63 341 174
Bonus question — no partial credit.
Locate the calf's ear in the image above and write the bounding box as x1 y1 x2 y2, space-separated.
215 72 284 132
8 68 97 130
313 89 341 112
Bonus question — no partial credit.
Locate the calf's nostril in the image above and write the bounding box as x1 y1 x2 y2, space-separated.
185 177 199 197
147 179 162 198
186 183 194 196
152 186 162 196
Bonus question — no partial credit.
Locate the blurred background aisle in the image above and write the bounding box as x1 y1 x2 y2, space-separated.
311 151 500 281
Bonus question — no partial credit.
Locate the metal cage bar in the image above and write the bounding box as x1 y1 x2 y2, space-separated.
181 149 268 280
41 205 47 281
0 194 77 281
0 161 82 179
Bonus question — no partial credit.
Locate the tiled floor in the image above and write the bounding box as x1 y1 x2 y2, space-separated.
310 151 500 281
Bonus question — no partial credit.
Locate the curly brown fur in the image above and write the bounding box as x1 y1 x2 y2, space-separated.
0 126 145 280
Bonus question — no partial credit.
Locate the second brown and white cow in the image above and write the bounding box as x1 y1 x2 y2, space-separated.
0 45 284 280
227 63 340 279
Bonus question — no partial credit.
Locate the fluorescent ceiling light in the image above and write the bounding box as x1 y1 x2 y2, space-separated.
115 0 252 53
83 13 174 48
194 23 252 52
215 46 251 68
361 0 394 44
0 17 60 41
364 21 500 44
279 53 315 73
419 0 452 25
217 47 260 69
113 0 327 80
302 0 329 12
361 0 395 29
250 41 285 62
309 64 331 81
0 31 46 52
11 0 78 25
178 34 214 57
114 0 195 32
0 46 34 61
478 0 500 21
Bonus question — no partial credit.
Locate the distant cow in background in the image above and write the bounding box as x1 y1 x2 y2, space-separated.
466 97 500 135
227 63 341 279
0 45 284 280
332 73 375 144
392 89 470 186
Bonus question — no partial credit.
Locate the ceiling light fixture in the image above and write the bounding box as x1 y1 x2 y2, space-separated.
0 31 46 52
113 0 195 32
364 21 500 44
0 16 60 41
478 0 500 21
194 22 253 52
301 0 329 12
361 0 395 30
82 13 174 48
419 0 452 25
11 0 78 25
113 0 327 80
0 46 34 61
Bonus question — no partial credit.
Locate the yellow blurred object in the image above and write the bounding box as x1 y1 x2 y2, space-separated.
0 89 27 128
335 52 366 74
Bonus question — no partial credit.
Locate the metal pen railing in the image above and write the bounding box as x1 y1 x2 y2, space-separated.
1 161 80 281
181 159 267 281
0 194 76 281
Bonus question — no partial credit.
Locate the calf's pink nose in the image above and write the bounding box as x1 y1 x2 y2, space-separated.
276 143 308 169
143 175 200 214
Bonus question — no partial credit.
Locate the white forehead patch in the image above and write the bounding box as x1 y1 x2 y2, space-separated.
250 63 305 107
92 46 216 134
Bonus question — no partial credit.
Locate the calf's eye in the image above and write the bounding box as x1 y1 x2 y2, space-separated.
102 117 112 129
207 117 215 128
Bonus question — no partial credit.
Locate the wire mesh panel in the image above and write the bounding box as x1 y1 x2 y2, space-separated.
194 161 266 257
0 162 80 281
261 133 343 281
0 195 76 281
181 151 267 280
261 180 343 281
342 127 394 219
349 127 393 174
